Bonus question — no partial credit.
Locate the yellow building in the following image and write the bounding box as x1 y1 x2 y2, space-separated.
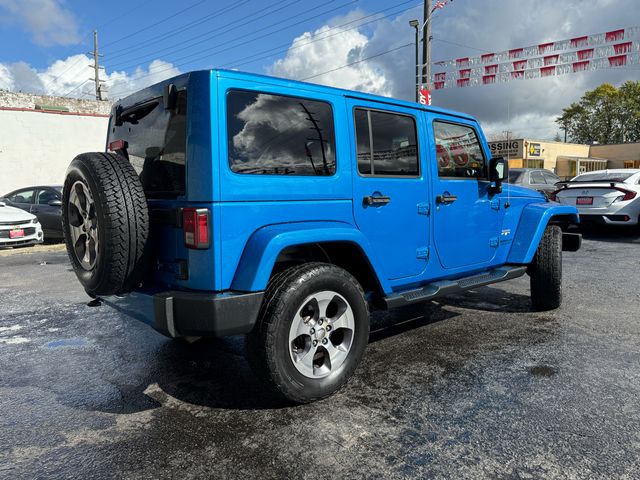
488 139 640 178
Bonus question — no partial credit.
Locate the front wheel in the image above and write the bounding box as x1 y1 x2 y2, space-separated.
529 225 562 311
246 263 370 403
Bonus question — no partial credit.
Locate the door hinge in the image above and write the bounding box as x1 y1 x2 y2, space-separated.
490 198 501 210
417 202 430 216
416 247 429 259
489 237 499 247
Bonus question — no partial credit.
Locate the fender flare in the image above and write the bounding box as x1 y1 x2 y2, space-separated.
506 202 579 264
230 221 389 292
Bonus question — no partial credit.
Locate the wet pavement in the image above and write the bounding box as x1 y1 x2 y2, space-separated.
1 227 639 479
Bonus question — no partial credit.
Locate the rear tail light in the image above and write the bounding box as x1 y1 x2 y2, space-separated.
612 187 637 202
182 208 210 249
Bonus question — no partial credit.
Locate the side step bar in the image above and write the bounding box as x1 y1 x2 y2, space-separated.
383 265 527 310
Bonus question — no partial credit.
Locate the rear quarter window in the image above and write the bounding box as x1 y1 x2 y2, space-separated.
226 90 336 176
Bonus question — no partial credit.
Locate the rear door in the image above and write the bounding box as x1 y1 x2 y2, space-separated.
347 100 429 281
428 116 505 270
6 188 36 214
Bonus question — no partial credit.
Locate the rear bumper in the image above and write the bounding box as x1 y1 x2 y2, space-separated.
105 289 264 338
579 214 639 226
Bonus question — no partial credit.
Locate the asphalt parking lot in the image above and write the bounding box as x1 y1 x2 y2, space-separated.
1 228 639 479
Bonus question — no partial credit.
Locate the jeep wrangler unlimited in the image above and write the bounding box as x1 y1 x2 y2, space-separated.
62 70 581 403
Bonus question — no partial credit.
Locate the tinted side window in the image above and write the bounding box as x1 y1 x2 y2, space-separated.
227 90 336 176
433 121 485 178
355 108 419 176
10 189 35 203
37 189 59 204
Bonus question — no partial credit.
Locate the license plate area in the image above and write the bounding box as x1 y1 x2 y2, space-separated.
9 228 25 239
576 196 593 205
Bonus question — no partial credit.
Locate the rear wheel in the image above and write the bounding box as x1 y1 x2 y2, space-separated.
529 225 562 311
62 152 149 296
246 263 369 403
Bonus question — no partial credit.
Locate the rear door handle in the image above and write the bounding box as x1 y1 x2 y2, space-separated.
363 195 391 206
436 194 458 204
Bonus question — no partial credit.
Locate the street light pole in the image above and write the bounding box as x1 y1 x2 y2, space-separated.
409 19 420 102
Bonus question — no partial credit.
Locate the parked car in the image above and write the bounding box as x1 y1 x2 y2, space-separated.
2 186 63 240
0 200 43 247
507 168 561 196
60 69 581 403
554 169 640 225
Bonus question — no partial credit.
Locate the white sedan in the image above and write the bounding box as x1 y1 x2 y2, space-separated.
0 200 44 247
554 169 640 226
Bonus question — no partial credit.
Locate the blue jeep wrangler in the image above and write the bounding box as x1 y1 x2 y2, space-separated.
62 69 580 403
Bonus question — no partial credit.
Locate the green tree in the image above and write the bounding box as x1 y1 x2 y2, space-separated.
556 81 640 144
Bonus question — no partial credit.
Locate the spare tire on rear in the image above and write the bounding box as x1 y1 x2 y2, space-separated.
62 152 149 296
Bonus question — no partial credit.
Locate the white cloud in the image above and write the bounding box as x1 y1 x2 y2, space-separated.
0 0 81 46
0 56 181 100
268 0 640 140
269 25 391 97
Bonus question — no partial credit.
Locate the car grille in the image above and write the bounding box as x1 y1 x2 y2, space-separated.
0 227 36 238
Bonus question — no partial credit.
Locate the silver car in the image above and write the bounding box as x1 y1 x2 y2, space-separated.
555 169 640 226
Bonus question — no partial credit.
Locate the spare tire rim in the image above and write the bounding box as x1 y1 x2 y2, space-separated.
288 290 355 379
68 181 99 271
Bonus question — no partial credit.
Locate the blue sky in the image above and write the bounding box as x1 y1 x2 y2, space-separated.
0 0 638 139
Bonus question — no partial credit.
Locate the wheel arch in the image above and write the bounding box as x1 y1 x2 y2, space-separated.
506 202 579 264
230 222 389 294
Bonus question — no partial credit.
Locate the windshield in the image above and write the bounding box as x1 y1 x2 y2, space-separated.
507 170 524 183
571 171 635 182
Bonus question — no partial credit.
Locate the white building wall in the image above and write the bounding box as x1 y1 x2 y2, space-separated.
0 109 109 194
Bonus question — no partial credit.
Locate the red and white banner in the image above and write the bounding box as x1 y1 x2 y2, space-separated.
432 52 639 90
418 87 431 105
432 26 639 71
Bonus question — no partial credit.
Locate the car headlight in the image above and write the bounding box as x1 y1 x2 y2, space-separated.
32 218 39 224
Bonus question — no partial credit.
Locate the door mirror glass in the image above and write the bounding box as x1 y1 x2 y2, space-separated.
488 157 508 193
48 199 62 207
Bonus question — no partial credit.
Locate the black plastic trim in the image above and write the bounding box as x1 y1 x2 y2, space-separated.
562 232 582 252
153 290 264 337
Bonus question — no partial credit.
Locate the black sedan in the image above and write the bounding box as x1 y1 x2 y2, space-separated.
507 168 561 195
2 186 63 241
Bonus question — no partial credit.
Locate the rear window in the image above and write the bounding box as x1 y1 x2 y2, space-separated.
572 171 634 182
109 90 187 198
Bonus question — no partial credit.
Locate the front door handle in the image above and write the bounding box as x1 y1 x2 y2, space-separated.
436 194 458 205
363 195 391 206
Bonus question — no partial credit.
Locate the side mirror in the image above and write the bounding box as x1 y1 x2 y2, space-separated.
488 157 508 193
48 199 62 207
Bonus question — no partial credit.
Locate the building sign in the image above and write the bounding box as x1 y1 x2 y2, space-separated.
488 140 523 158
528 142 541 156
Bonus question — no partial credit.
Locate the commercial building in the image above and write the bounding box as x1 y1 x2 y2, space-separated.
488 138 640 179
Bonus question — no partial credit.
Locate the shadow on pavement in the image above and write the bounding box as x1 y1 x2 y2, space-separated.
572 224 640 244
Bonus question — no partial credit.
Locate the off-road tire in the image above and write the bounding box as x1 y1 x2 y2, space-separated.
529 225 562 311
62 152 149 296
246 263 370 404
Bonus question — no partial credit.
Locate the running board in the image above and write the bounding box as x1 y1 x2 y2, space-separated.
383 266 527 310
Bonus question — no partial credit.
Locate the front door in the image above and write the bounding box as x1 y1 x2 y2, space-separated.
348 101 429 281
428 117 505 270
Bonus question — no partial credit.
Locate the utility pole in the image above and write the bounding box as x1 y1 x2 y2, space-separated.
422 0 431 88
88 30 105 101
409 20 420 102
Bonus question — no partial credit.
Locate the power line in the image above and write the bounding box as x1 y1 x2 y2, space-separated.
60 80 91 98
100 0 207 49
300 43 413 81
221 0 421 70
105 0 255 59
106 0 354 73
431 37 492 54
105 0 301 69
108 0 360 97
